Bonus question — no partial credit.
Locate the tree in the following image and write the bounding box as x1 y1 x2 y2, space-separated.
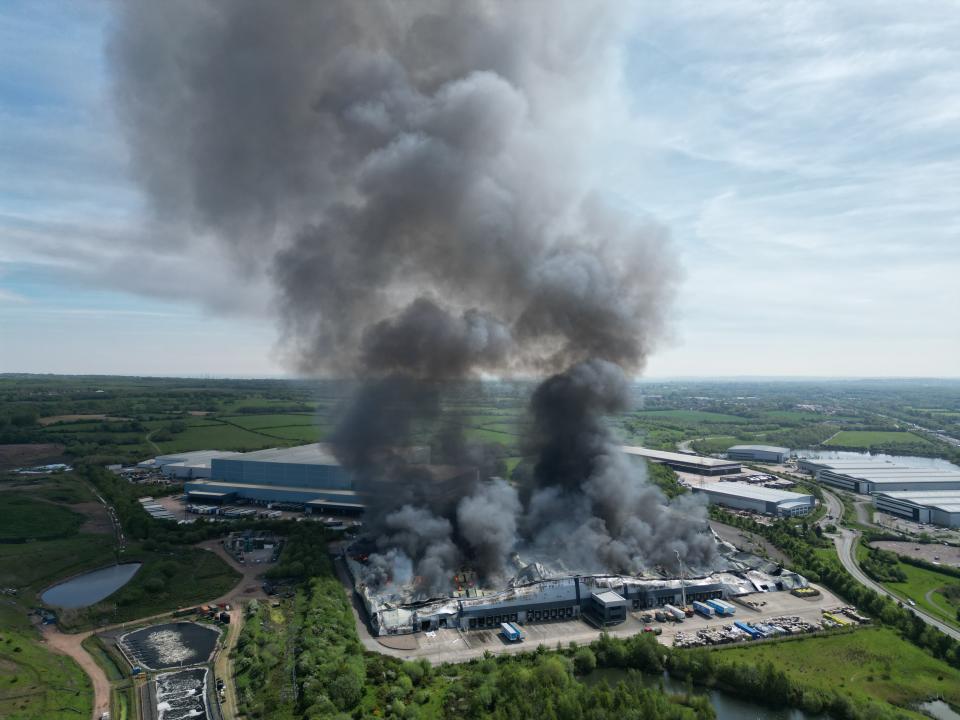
573 647 596 675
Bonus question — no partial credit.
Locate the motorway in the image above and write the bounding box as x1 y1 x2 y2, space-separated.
820 487 960 642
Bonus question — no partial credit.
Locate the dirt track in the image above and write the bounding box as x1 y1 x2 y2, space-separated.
40 627 107 720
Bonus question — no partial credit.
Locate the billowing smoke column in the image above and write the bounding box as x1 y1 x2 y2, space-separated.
111 1 713 594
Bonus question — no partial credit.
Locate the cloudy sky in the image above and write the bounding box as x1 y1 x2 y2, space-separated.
1 1 958 378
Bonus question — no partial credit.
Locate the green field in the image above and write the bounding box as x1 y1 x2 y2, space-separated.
712 627 960 714
62 547 241 629
1 474 96 504
153 422 283 453
218 413 318 430
690 436 739 453
0 496 84 541
463 427 520 446
256 424 330 442
0 605 91 720
0 535 116 596
858 547 960 630
635 410 749 424
825 431 930 448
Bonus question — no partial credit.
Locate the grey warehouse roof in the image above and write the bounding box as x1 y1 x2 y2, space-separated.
621 446 738 468
875 490 960 513
694 481 813 504
220 443 340 465
728 445 789 453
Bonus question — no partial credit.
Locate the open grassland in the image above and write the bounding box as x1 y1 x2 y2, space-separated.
825 430 931 448
1 473 96 504
690 435 739 453
712 627 960 715
0 605 91 720
154 422 284 453
635 409 750 424
0 535 117 598
0 495 84 542
219 412 318 430
857 545 960 630
258 424 331 442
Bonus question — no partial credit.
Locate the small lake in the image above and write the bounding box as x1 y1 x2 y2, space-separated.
585 668 822 720
920 700 960 720
796 449 960 472
41 563 142 609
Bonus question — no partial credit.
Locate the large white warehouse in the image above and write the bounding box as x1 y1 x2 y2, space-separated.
874 491 960 528
691 481 815 517
726 445 790 463
799 458 960 494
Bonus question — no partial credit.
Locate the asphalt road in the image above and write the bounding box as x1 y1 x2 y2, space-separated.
821 487 960 642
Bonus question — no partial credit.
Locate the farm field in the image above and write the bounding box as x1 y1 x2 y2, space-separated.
824 430 931 448
0 606 91 720
219 413 318 430
634 409 750 424
153 422 284 453
711 627 960 715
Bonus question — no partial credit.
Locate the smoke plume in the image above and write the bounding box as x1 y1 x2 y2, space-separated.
111 1 712 594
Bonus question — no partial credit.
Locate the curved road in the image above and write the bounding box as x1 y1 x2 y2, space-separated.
821 487 960 642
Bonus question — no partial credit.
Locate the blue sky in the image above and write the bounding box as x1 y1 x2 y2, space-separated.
1 2 958 377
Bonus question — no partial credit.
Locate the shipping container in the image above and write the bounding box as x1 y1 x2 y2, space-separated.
734 621 761 639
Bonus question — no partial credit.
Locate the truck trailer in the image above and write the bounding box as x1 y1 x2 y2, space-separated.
500 622 524 642
663 604 686 622
707 599 736 616
692 601 714 618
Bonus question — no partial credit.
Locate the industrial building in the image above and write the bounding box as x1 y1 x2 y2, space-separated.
726 445 790 463
874 490 960 528
622 446 742 476
179 443 474 513
139 449 242 479
691 482 815 517
349 561 809 635
799 458 960 494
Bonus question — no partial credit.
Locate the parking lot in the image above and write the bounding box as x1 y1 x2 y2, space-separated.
869 540 960 568
364 585 842 664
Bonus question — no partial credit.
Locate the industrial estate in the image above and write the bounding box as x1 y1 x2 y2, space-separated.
5 376 960 720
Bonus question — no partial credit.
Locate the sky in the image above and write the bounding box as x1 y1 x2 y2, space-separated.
1 1 958 378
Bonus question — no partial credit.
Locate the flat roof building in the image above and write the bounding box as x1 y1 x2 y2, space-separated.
179 443 473 514
622 446 742 476
801 458 960 494
726 445 790 463
145 450 243 479
874 490 960 528
691 481 815 517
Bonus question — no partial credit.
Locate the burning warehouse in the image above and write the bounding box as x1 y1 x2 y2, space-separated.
345 536 810 636
109 2 799 642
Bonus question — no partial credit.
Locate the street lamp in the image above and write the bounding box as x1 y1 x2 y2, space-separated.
675 549 686 608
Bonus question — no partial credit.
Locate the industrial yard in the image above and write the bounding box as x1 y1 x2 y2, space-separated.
352 583 844 663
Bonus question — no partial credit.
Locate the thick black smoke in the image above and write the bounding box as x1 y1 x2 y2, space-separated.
110 1 712 594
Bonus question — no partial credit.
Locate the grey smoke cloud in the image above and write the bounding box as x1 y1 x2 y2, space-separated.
111 1 710 591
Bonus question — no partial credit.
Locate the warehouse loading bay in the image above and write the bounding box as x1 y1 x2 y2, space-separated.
339 567 844 665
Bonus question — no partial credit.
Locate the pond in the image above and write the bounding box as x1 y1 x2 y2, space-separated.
41 563 142 609
919 700 960 720
585 668 822 720
796 449 960 472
